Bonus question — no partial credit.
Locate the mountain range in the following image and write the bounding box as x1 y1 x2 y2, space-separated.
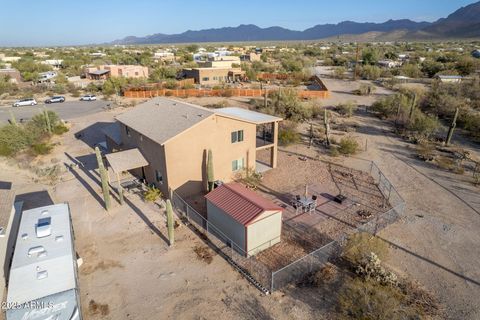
111 1 480 44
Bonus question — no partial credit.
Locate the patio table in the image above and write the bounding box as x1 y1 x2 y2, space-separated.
297 197 315 212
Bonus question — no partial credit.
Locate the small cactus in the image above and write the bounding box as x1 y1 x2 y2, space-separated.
166 199 175 246
207 149 214 192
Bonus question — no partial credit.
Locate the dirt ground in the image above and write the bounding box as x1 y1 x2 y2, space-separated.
1 75 479 319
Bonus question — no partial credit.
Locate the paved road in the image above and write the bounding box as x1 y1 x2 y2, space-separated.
0 100 113 124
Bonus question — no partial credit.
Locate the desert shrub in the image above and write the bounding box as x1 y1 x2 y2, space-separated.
342 232 389 266
0 124 37 156
416 143 435 161
338 136 359 155
164 90 173 97
361 65 382 80
163 79 178 89
329 146 340 157
355 252 398 286
221 89 234 97
338 278 405 320
336 101 357 117
31 143 53 155
278 122 301 146
333 67 347 79
267 89 313 122
31 110 61 134
407 112 439 142
143 186 162 202
193 245 213 264
52 124 69 135
354 83 376 96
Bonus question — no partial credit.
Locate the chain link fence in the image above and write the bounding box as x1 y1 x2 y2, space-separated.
170 158 405 293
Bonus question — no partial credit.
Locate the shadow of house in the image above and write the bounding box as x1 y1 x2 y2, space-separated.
14 190 54 211
0 181 12 190
74 121 117 149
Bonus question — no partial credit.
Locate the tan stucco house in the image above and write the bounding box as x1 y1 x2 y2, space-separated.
85 65 149 80
104 97 281 197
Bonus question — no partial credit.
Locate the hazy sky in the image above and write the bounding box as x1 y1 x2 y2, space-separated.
0 0 477 46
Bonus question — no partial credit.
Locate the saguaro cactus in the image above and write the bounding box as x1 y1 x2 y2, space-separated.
95 147 111 210
445 107 459 146
207 149 214 192
324 109 330 145
166 199 175 246
44 108 52 133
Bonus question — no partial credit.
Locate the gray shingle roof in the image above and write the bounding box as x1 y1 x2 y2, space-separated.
116 97 214 145
103 122 122 145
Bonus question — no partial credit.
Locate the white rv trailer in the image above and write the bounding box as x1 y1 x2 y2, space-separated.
6 203 82 320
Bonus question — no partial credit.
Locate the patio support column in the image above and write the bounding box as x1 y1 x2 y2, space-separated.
270 122 279 169
116 172 124 205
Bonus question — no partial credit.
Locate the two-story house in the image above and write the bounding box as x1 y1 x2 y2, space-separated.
104 97 281 197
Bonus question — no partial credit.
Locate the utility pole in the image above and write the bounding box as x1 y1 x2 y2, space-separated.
408 93 417 122
445 107 459 146
353 43 360 81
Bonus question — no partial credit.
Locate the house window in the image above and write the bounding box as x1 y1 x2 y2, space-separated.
155 170 163 184
232 158 244 172
202 77 209 81
231 130 244 143
125 126 131 137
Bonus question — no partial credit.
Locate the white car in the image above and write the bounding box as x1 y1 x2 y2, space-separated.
80 94 97 101
13 98 37 107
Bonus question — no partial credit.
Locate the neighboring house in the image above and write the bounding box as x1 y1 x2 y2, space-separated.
240 52 261 62
104 97 282 197
197 56 241 68
85 65 149 80
181 67 245 85
0 190 23 304
0 57 21 63
377 59 402 68
37 71 57 83
435 75 463 83
6 203 82 320
153 51 175 62
205 183 283 256
42 59 63 69
0 68 22 83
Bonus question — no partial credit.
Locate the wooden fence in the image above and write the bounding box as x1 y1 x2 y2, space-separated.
124 88 330 99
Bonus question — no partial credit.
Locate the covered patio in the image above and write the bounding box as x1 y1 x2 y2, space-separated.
105 148 150 201
215 107 282 173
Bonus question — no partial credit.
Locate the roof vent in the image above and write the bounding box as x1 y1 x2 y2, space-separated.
28 246 46 257
36 270 48 280
41 210 49 215
0 227 5 237
22 233 28 240
55 235 64 242
36 217 52 238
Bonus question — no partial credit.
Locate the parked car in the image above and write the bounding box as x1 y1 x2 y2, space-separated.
80 94 96 101
45 96 65 104
12 98 37 107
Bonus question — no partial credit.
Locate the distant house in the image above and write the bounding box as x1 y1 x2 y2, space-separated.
0 190 22 303
85 65 149 80
377 60 402 68
205 183 283 256
0 68 22 83
153 51 175 62
103 97 282 197
6 203 82 320
435 75 463 83
42 59 63 69
37 71 57 83
181 67 246 85
240 52 261 62
197 56 241 68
